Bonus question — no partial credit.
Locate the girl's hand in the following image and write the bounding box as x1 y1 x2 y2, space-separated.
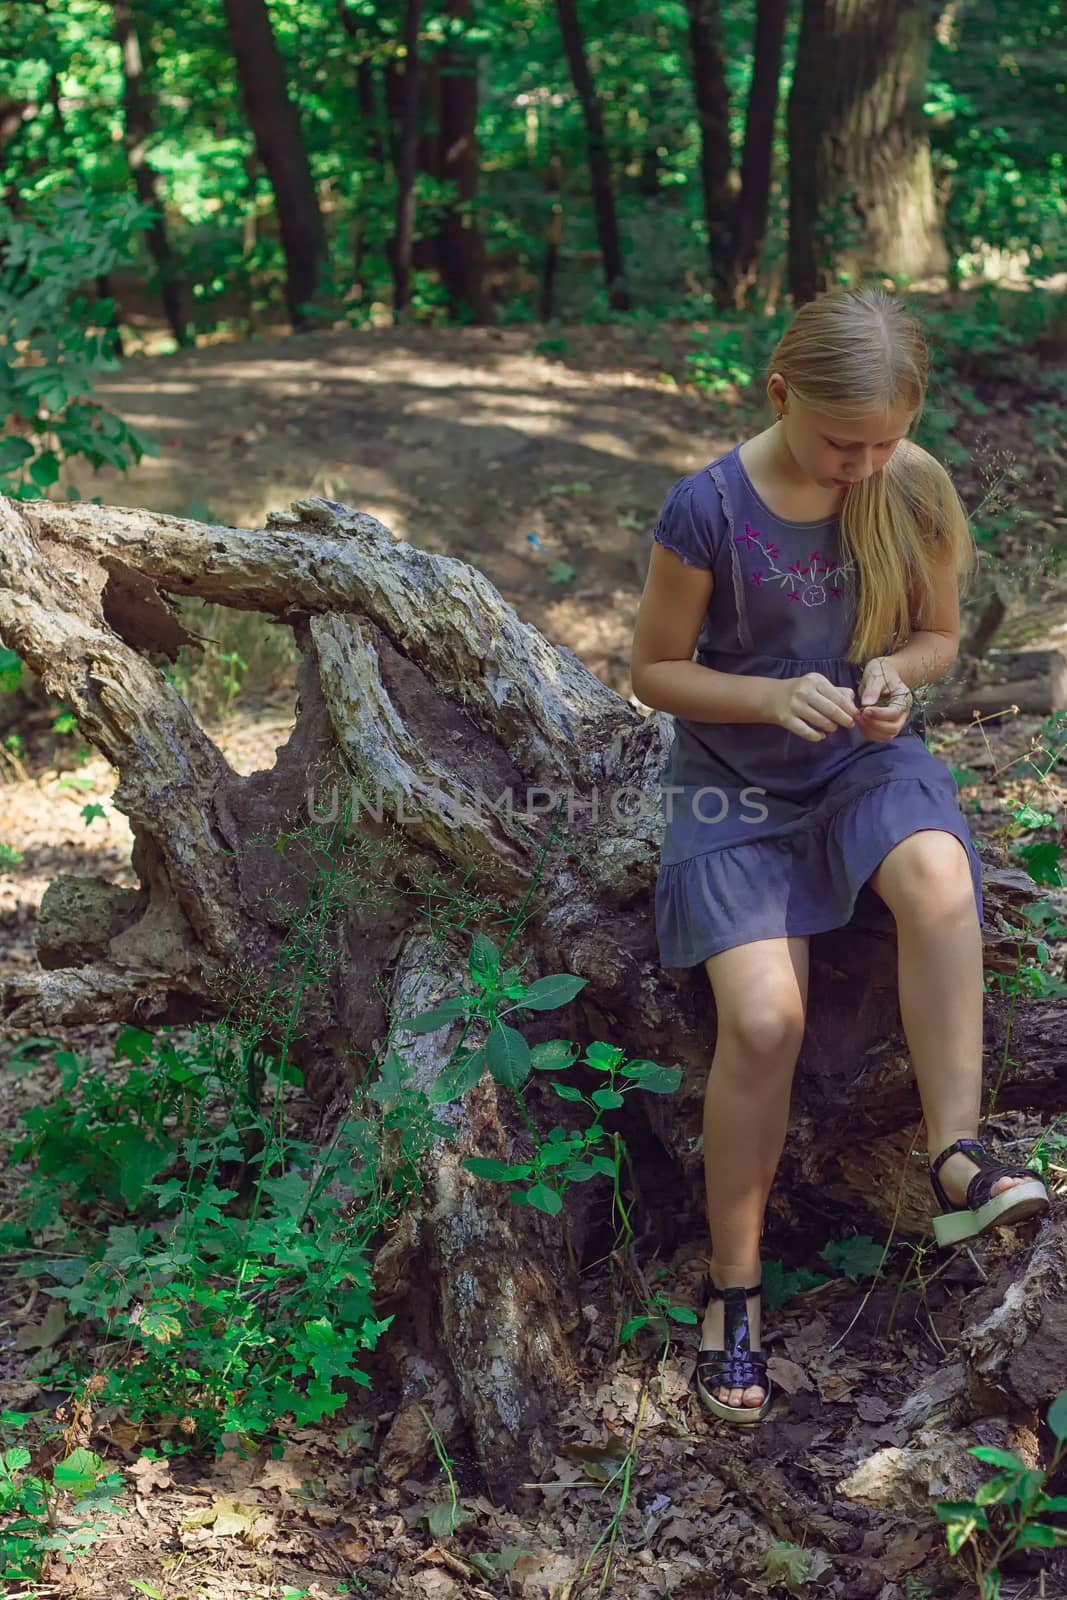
858 657 912 742
766 672 859 742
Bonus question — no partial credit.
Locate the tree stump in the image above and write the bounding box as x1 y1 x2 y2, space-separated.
1 492 1064 1494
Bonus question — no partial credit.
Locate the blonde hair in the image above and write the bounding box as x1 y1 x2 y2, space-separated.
768 285 977 663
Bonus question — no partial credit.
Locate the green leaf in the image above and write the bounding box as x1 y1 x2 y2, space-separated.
818 1235 886 1281
525 1182 563 1216
1014 803 1053 829
52 1447 106 1496
111 1126 175 1207
975 1471 1022 1506
590 1088 624 1110
462 1157 533 1182
426 1499 474 1537
485 1022 531 1089
140 1307 182 1345
396 999 469 1034
1013 839 1063 886
427 1045 486 1104
469 934 500 991
1011 1522 1059 1549
517 974 587 1011
619 1314 648 1344
28 450 60 490
0 645 23 693
552 1082 585 1102
114 1026 154 1066
530 1039 579 1071
0 436 33 473
620 1060 682 1094
970 1446 1026 1471
1047 1387 1067 1441
560 1160 598 1181
585 1041 623 1071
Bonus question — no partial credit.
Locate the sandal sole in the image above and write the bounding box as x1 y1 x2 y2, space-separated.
932 1179 1050 1247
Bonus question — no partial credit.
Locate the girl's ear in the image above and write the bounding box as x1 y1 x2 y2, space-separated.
767 372 788 413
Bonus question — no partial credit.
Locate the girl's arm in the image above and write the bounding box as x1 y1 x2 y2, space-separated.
631 544 773 721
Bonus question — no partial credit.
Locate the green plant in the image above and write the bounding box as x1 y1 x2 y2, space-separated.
0 185 157 497
935 1388 1067 1598
0 1412 125 1587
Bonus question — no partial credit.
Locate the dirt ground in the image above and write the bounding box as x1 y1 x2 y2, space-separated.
2 320 1067 1599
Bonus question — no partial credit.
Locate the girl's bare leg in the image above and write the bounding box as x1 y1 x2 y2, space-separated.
701 936 810 1409
869 830 1029 1204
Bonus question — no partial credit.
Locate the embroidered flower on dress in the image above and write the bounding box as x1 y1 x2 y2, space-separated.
733 523 849 606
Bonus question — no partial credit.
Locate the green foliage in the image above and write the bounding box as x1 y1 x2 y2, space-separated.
686 310 790 400
0 186 158 496
935 1388 1067 1597
0 1412 125 1585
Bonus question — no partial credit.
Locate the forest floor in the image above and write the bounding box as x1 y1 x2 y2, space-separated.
1 317 1066 1599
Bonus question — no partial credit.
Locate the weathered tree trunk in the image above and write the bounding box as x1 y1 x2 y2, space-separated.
222 0 327 329
787 0 947 304
111 0 190 347
555 0 630 311
1 494 1063 1495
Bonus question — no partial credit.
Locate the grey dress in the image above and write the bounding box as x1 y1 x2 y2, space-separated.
652 442 984 968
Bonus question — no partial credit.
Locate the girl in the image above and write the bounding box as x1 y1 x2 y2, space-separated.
630 286 1051 1427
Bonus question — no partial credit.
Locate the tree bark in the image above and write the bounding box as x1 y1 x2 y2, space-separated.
730 0 789 307
787 0 947 304
222 0 327 329
435 0 493 325
684 0 734 309
111 0 190 347
554 0 630 311
1 493 1063 1493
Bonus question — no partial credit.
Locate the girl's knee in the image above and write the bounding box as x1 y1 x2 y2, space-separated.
876 831 974 918
715 1000 805 1064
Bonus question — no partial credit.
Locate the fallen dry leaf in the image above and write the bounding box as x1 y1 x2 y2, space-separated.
766 1355 814 1395
818 1370 865 1403
182 1494 275 1545
128 1455 174 1494
883 1527 938 1578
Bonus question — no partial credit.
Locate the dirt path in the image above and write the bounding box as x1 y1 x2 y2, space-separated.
77 322 760 696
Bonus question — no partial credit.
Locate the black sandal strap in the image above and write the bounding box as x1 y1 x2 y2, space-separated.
930 1137 1042 1214
698 1276 768 1397
697 1348 768 1390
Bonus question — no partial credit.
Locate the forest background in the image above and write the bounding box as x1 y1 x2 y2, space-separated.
1 0 1067 1597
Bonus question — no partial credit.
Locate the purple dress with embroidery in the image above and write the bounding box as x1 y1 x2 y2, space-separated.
652 442 984 968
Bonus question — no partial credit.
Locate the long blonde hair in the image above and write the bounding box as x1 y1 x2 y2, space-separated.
768 285 977 663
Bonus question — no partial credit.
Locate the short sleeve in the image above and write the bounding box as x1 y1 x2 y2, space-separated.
650 473 722 571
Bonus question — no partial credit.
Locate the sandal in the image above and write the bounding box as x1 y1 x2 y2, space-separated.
929 1137 1050 1247
694 1274 773 1425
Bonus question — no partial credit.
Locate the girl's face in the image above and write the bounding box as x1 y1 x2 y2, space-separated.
771 379 914 489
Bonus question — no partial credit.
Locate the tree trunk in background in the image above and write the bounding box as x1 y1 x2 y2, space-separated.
412 58 440 273
222 0 327 330
730 0 789 307
555 0 630 311
684 0 734 310
436 0 493 325
392 0 423 317
111 1 190 347
787 0 947 304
